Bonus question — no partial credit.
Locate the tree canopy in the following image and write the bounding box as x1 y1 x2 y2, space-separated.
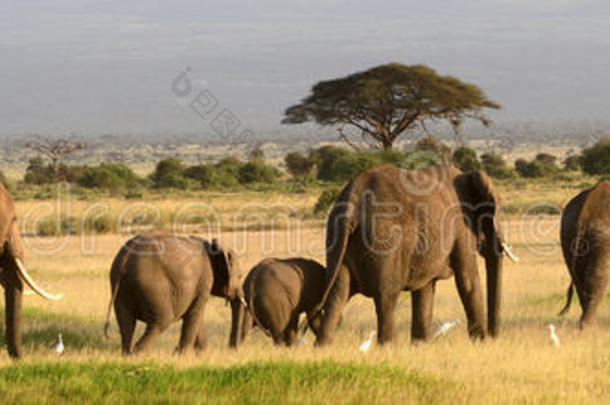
282 63 500 150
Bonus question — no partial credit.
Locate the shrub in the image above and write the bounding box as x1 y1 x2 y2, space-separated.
314 187 341 215
581 137 610 175
514 154 559 178
238 160 280 184
184 164 212 188
481 152 514 179
414 137 452 164
24 156 54 184
452 146 482 172
312 146 352 181
284 152 315 179
563 155 581 171
78 163 141 189
83 213 113 234
150 158 191 189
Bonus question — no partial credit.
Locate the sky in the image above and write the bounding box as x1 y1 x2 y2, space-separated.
1 0 609 138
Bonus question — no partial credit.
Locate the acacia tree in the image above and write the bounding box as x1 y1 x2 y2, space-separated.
25 135 87 181
282 63 500 150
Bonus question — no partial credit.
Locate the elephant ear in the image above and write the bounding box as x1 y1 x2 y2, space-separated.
464 171 502 252
207 239 231 297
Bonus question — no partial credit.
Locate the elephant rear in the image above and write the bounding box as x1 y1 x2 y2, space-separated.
560 181 610 327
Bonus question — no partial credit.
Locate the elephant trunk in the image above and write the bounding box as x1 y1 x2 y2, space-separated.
483 223 503 338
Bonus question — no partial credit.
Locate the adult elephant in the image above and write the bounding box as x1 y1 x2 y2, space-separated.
104 232 245 354
0 183 63 358
314 164 515 346
559 180 610 328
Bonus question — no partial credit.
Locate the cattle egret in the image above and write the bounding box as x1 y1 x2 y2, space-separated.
502 243 519 263
433 319 460 339
55 333 65 355
359 331 376 353
547 324 560 348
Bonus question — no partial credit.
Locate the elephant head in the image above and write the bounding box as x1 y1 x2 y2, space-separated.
456 170 507 337
204 239 246 347
0 183 62 358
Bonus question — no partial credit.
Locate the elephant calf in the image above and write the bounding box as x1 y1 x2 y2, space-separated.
104 232 244 354
231 258 326 347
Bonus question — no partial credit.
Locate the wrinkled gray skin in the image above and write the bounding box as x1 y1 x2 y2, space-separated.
230 258 326 348
104 232 244 354
315 164 506 346
0 183 60 358
559 180 610 329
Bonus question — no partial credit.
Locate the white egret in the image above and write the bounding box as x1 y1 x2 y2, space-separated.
55 333 65 355
433 319 460 339
547 324 561 348
359 331 376 353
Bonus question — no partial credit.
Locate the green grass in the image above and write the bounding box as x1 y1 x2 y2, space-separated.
0 361 453 404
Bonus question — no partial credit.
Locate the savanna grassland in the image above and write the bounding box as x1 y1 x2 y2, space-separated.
2 179 610 404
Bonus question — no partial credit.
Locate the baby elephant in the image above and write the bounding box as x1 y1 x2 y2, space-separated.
230 257 326 348
104 232 244 354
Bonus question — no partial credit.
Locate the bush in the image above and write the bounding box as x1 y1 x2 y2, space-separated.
284 152 315 179
78 163 142 189
452 146 482 172
24 156 54 184
581 137 610 175
563 155 581 171
150 158 191 189
514 154 559 178
238 160 280 184
312 146 352 181
414 137 452 164
184 164 212 188
314 187 341 215
481 152 514 179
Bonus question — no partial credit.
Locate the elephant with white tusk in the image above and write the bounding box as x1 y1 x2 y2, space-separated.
0 182 62 359
314 164 508 347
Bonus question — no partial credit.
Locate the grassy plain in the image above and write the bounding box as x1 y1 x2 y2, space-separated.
1 181 610 403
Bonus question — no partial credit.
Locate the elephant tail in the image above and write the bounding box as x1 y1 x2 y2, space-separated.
558 283 574 316
310 183 356 321
104 247 129 339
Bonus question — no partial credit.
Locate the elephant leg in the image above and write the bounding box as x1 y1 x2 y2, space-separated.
114 302 136 355
178 297 208 353
373 290 400 345
411 281 436 342
283 316 299 346
241 310 253 344
132 323 164 354
317 265 351 346
576 254 609 329
451 245 486 339
194 327 207 351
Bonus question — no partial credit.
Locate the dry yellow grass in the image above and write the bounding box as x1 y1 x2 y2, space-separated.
2 191 610 403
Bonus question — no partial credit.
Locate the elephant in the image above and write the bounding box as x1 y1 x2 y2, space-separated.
103 231 244 354
0 182 62 358
559 180 610 328
313 164 515 347
230 257 326 348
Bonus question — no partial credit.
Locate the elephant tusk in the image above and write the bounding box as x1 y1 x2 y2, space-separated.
501 243 519 263
14 258 63 300
239 295 248 308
